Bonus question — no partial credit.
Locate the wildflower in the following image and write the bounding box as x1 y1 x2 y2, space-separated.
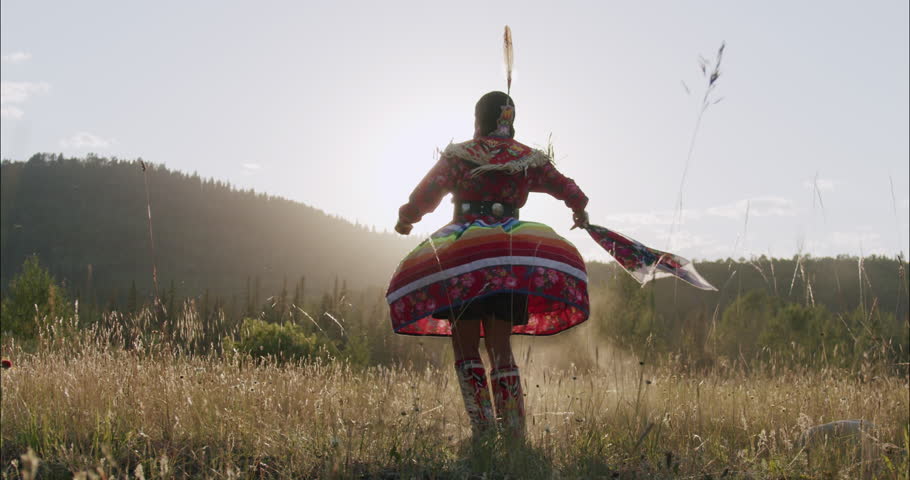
1 359 11 369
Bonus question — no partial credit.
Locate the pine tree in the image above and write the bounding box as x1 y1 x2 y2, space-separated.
279 275 288 319
127 280 138 313
253 275 261 314
166 279 177 321
202 288 211 322
244 275 252 316
332 276 339 313
106 289 119 312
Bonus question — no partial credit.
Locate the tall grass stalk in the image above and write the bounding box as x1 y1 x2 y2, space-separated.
668 42 726 247
139 160 161 305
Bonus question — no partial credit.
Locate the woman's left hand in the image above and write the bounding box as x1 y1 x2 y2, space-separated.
571 210 589 230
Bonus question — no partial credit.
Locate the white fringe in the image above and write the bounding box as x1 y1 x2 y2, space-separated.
442 140 552 178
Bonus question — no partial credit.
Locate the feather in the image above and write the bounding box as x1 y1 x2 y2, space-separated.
503 25 514 95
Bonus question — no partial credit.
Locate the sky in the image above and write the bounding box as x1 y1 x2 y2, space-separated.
2 0 908 262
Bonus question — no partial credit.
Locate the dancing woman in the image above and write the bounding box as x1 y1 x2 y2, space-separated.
387 90 591 441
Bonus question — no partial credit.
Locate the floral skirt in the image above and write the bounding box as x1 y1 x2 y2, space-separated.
386 218 589 336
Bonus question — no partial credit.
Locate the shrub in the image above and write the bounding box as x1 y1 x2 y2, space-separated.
716 290 778 360
0 255 70 338
225 317 339 362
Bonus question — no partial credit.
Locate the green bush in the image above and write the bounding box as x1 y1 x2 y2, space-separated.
596 274 658 352
225 317 340 362
716 290 778 360
0 255 71 338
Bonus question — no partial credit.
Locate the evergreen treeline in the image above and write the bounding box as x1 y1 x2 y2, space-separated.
1 154 907 369
587 254 908 332
1 154 413 311
5 154 906 321
587 258 908 369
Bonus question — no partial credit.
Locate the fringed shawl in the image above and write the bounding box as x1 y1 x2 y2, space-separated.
443 138 552 177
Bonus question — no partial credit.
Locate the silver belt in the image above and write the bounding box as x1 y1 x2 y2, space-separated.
454 200 519 220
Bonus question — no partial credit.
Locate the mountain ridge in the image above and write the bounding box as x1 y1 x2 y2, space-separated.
1 153 414 303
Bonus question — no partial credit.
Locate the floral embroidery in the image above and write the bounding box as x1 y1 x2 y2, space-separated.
390 264 588 337
584 224 716 291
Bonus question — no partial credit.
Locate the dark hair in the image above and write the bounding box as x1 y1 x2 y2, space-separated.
475 91 515 137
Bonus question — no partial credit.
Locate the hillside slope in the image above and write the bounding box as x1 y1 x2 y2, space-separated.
1 154 414 301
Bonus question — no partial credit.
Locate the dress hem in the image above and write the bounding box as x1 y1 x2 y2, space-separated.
391 288 590 337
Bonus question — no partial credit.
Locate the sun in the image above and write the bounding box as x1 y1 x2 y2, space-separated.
370 111 470 234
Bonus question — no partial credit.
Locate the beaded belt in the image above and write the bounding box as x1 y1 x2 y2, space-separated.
454 200 519 220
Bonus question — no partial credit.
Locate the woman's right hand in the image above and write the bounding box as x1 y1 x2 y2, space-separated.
395 219 413 235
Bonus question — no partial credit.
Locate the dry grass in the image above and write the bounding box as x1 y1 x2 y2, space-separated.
1 326 907 479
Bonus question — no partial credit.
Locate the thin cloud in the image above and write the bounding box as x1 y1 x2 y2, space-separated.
801 178 841 191
605 212 674 226
60 132 114 149
1 52 31 63
605 209 702 226
620 227 717 258
0 81 49 118
664 229 715 252
829 231 882 247
0 105 23 119
700 243 738 258
707 196 796 219
1 81 49 104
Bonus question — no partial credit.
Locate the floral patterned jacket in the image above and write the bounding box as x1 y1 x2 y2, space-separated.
398 137 588 225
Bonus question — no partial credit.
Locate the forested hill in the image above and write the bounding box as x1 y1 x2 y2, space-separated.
1 155 907 320
1 154 414 302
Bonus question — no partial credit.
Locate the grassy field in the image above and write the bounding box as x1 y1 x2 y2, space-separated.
1 328 908 480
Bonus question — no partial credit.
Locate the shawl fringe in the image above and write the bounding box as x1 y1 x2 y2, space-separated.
443 140 552 178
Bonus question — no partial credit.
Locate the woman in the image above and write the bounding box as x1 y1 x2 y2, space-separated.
387 91 591 441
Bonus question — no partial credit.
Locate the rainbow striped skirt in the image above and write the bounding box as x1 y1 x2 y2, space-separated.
386 218 589 336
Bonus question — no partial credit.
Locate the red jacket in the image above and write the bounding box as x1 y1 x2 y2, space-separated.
399 137 588 224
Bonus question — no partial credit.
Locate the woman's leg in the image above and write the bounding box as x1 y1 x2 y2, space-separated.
451 317 481 361
483 314 526 439
451 317 494 438
482 314 515 367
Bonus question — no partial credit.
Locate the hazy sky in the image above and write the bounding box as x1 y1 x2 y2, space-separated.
2 0 908 262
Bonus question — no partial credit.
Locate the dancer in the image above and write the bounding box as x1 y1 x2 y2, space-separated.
387 89 590 441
